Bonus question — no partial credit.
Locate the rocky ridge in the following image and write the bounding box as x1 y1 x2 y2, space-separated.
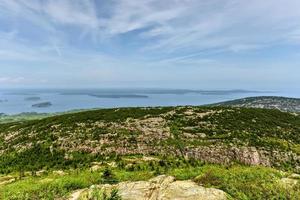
1 106 299 173
211 96 300 112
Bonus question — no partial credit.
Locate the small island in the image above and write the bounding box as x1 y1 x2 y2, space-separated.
32 102 52 108
89 94 149 99
25 97 41 101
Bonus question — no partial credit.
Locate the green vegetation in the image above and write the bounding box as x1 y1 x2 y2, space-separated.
0 105 299 199
193 165 300 199
0 156 299 200
0 112 54 124
0 108 100 124
0 106 299 174
79 188 121 200
1 169 102 199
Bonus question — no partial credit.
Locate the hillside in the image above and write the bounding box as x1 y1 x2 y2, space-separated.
1 106 300 173
0 106 300 199
211 96 300 112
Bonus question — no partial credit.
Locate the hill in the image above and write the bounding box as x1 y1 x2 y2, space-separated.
0 106 300 199
1 106 299 173
211 96 300 112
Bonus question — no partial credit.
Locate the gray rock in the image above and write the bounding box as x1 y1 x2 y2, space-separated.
73 175 227 200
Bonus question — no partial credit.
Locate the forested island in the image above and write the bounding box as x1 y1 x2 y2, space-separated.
32 102 52 108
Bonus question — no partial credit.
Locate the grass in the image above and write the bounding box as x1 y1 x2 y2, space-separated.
1 156 300 200
193 165 290 199
0 170 102 199
79 188 122 200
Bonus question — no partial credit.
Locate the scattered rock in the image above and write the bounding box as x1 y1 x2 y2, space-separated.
289 173 300 179
53 170 66 176
0 175 15 185
197 133 207 138
90 165 101 172
36 170 47 176
279 178 298 188
107 161 117 168
142 156 160 162
70 189 86 200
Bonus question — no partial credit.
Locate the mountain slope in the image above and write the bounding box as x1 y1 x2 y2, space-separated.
0 106 299 174
211 96 300 112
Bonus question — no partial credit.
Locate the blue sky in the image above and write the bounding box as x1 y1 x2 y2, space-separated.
0 0 300 90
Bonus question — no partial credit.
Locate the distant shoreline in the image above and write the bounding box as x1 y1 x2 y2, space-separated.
1 95 299 124
0 88 297 115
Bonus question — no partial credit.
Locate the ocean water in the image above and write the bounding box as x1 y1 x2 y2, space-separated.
0 88 298 115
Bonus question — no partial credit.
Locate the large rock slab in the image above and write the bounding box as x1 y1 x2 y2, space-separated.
158 180 226 200
74 175 227 200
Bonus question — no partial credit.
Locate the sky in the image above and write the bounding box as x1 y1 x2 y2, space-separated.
0 0 300 90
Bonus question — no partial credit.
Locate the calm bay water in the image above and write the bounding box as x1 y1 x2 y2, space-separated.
0 89 298 115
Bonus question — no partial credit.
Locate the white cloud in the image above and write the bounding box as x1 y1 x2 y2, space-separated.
227 44 265 52
0 30 58 62
93 0 300 55
0 0 300 89
43 0 98 28
1 0 300 55
99 0 185 35
287 29 300 43
0 76 25 83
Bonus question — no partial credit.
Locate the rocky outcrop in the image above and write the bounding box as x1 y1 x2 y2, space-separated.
101 144 300 171
0 175 15 186
278 173 299 188
2 106 300 174
181 146 300 170
64 143 300 172
73 175 227 200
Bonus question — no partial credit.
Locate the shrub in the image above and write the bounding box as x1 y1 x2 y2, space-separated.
101 168 118 184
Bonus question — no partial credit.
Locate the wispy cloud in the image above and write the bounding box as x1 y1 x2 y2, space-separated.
1 0 300 54
0 0 299 89
43 0 98 28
